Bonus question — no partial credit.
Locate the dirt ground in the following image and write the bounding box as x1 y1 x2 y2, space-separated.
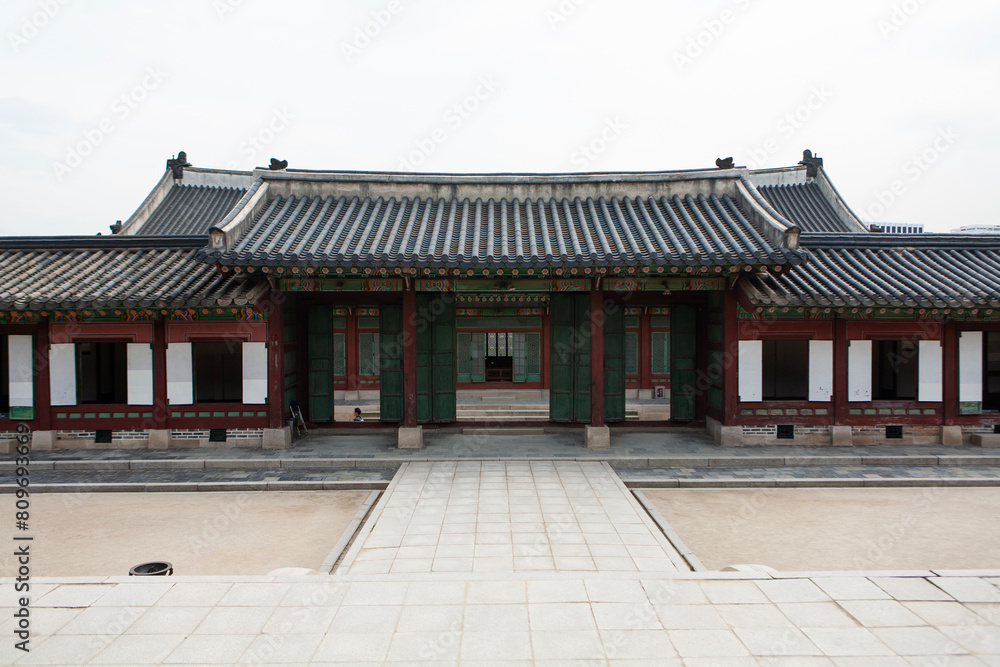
1 491 371 577
642 487 1000 572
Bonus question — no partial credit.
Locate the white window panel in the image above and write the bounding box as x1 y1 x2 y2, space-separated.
808 340 833 402
847 339 872 402
242 342 268 405
8 335 33 408
49 343 77 406
126 343 154 406
917 339 943 402
738 340 763 402
959 331 983 402
166 342 193 405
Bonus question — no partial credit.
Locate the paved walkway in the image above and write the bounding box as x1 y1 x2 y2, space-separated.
340 462 686 575
5 572 1000 664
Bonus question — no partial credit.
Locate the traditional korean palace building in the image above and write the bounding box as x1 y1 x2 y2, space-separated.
1 153 998 450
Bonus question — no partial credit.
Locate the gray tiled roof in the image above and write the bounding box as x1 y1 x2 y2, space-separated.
206 194 803 268
136 184 246 235
742 234 1000 309
757 183 852 233
0 237 267 310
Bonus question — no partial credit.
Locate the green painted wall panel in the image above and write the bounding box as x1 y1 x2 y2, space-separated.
603 305 626 423
379 304 404 422
307 306 334 422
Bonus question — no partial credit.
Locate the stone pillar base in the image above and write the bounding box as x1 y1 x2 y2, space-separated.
263 426 292 450
940 425 963 447
31 430 55 451
831 425 853 446
585 425 611 449
717 426 743 447
398 426 423 449
148 429 170 450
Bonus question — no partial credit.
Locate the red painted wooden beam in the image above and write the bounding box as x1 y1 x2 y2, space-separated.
152 319 168 430
267 292 285 429
942 320 957 426
722 289 739 425
590 285 605 427
833 317 849 425
403 288 418 429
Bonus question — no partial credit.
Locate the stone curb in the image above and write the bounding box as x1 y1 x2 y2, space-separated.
3 481 390 493
621 477 1000 489
5 453 999 472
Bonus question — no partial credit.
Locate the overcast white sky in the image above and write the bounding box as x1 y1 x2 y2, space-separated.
1 0 998 236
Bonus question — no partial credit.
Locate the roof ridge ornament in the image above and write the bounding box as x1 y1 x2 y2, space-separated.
269 158 289 170
798 149 824 177
166 151 191 180
715 157 735 169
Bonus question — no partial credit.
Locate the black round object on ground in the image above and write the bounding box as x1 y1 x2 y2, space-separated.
129 561 173 576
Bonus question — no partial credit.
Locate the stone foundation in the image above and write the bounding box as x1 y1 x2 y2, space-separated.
708 421 999 446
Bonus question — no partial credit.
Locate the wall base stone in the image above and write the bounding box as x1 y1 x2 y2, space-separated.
397 426 423 449
972 434 1000 448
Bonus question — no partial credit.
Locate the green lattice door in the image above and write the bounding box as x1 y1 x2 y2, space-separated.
670 304 698 422
307 305 334 422
550 293 591 423
415 294 456 424
603 304 626 423
379 304 403 422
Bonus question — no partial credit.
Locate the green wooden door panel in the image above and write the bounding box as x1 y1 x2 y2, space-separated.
549 293 591 423
456 332 472 383
431 297 456 422
603 304 626 423
525 332 541 383
471 334 485 383
549 293 576 422
671 304 698 422
307 306 334 423
379 304 404 422
414 294 456 424
415 295 433 423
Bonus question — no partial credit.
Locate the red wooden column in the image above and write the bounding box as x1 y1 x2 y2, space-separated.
722 289 739 424
35 324 52 432
833 317 849 425
942 320 958 425
590 285 605 427
267 296 285 429
402 288 418 429
152 319 168 430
